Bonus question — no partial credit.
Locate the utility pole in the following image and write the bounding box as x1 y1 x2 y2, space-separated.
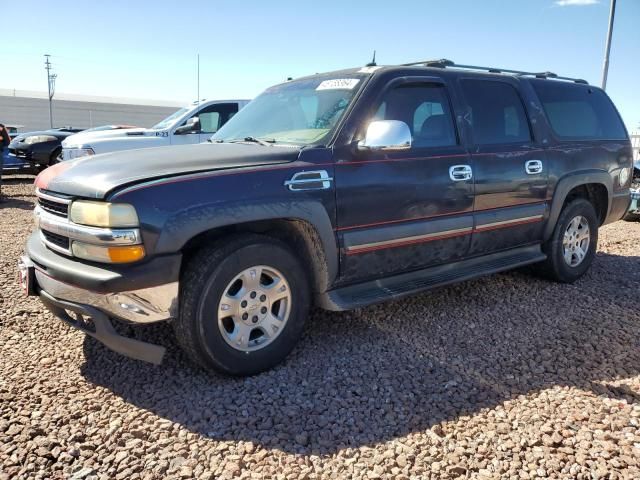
44 54 57 128
601 0 616 90
197 54 200 104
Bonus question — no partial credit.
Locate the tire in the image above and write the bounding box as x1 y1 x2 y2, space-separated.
535 198 598 283
174 234 311 376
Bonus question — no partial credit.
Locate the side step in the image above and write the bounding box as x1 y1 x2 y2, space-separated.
319 245 546 311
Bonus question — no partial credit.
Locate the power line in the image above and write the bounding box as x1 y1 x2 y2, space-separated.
44 54 57 128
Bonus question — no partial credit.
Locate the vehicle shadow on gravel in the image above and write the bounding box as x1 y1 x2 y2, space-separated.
0 197 35 211
80 251 640 455
1 177 36 211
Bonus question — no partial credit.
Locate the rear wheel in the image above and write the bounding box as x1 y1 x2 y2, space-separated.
174 234 310 376
535 198 598 283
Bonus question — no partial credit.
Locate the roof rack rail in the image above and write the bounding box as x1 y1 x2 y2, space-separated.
402 59 588 85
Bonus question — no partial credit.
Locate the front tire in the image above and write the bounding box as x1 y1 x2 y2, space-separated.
174 234 311 376
536 198 598 283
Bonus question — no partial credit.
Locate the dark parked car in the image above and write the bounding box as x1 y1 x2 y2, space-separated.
19 60 632 376
7 127 83 172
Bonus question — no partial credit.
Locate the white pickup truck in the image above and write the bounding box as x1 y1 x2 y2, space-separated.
61 99 250 160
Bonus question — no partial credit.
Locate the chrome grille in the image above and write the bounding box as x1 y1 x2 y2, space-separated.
36 189 71 218
36 189 74 254
41 230 70 250
38 197 69 217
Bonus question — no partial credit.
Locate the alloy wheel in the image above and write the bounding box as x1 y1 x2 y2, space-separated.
217 265 291 352
562 215 590 267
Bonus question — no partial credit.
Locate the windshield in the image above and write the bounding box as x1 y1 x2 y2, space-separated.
151 107 189 130
211 75 365 146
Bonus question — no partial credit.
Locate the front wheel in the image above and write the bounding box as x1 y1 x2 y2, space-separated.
536 198 598 283
174 234 311 376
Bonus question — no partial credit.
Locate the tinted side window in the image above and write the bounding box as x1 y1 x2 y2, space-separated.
375 83 457 148
531 81 627 140
460 80 532 145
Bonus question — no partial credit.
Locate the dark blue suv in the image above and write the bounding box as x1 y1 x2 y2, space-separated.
20 60 632 376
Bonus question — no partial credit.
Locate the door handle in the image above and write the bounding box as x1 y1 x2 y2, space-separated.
525 160 543 175
449 165 473 182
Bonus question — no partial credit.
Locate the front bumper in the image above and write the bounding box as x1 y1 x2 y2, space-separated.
25 231 180 323
8 146 33 161
21 234 182 363
39 289 166 364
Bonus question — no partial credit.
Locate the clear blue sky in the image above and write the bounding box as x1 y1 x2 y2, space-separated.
1 0 638 130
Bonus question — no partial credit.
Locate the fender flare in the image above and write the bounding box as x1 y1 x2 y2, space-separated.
544 169 612 241
155 199 339 287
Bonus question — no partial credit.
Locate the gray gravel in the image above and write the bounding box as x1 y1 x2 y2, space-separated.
1 176 639 480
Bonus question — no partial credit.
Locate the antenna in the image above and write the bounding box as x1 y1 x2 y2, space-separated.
44 54 57 128
196 54 200 104
366 50 377 67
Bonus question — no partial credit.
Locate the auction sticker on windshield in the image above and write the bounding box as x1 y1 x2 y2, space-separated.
316 79 360 90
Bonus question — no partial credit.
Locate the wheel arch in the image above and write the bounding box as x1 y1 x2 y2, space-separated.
544 170 612 241
162 200 338 294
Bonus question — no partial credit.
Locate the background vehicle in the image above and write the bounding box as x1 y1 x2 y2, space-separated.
623 160 640 220
81 124 138 133
21 61 632 376
6 124 24 140
6 127 83 173
61 99 249 160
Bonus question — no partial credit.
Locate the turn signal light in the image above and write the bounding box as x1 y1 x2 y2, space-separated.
108 245 146 263
72 242 146 264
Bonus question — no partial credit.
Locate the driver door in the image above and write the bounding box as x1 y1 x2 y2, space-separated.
335 77 474 283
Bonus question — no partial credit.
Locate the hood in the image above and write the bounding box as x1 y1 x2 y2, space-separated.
35 143 300 199
11 130 73 144
62 128 150 147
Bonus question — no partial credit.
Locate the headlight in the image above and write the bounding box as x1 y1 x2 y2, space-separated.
23 135 57 144
69 201 139 228
64 147 95 160
71 242 145 263
619 167 630 187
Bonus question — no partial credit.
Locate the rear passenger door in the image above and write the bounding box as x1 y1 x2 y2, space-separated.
458 78 549 256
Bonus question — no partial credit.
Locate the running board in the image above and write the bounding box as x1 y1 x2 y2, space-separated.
319 245 546 311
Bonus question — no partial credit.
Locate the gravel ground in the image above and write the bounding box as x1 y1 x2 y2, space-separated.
1 176 639 480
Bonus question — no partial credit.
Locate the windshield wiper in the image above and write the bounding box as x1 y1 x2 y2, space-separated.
226 136 276 146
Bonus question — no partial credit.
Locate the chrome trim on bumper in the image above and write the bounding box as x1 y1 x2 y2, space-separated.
35 206 142 247
34 268 178 324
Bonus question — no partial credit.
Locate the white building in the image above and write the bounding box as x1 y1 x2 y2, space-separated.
631 130 640 162
0 89 182 133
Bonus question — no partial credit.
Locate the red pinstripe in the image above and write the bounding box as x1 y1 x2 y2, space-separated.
344 216 544 255
345 229 471 255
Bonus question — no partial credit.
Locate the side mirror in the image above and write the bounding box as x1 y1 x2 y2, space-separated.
175 116 200 135
358 120 412 151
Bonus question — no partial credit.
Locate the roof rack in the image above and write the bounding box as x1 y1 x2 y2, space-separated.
402 59 588 84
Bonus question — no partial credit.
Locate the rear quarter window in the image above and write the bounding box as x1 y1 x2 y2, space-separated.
531 81 627 141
